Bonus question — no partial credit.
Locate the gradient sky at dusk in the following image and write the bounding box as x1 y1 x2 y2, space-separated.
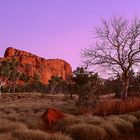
0 0 140 70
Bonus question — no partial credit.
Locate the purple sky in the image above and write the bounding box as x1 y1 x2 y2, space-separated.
0 0 140 70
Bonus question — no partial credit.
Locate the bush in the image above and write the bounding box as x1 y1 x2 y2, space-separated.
14 82 49 93
73 67 101 113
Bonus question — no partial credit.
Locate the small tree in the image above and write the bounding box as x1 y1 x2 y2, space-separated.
0 60 10 94
9 70 21 93
83 16 140 99
103 77 122 97
73 67 101 109
48 76 65 94
20 73 31 83
0 58 21 93
33 72 40 81
7 58 21 93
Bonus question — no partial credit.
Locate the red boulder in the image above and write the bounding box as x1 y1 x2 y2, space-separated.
42 108 65 126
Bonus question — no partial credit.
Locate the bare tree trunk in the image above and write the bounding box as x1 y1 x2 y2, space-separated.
13 81 17 93
8 82 12 93
121 79 129 99
0 80 6 95
0 85 1 95
13 85 16 93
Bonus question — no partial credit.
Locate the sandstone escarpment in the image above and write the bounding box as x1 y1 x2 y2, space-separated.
2 47 72 84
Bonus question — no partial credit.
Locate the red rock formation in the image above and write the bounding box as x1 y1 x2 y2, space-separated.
2 47 72 84
42 108 65 126
4 47 36 57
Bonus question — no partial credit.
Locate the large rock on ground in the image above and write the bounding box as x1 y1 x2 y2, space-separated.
2 47 72 84
42 108 65 126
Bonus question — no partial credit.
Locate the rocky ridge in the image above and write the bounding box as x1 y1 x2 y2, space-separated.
2 47 72 84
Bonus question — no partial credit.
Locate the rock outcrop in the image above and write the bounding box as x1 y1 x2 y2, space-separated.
42 108 65 126
2 47 72 84
4 47 36 58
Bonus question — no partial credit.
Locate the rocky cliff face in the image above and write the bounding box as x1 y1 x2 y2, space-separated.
3 47 72 84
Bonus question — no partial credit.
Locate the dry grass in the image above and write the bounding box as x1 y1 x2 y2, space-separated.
23 116 45 130
119 114 137 123
52 114 83 131
0 133 13 140
99 122 119 139
92 98 140 116
46 133 73 140
134 119 140 128
0 118 27 133
105 116 134 133
82 116 103 125
130 111 140 119
0 93 140 140
12 129 73 140
66 123 106 140
12 129 50 140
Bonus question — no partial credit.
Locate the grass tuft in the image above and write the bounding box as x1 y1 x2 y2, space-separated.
119 114 137 123
106 116 133 133
0 118 27 133
52 114 83 131
66 123 106 140
47 133 73 140
12 129 49 140
99 122 119 138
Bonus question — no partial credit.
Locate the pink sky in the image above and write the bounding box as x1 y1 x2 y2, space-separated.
0 0 140 70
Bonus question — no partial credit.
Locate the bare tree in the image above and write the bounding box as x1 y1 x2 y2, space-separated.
82 16 140 99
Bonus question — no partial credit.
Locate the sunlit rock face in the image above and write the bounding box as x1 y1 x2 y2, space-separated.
3 47 72 84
